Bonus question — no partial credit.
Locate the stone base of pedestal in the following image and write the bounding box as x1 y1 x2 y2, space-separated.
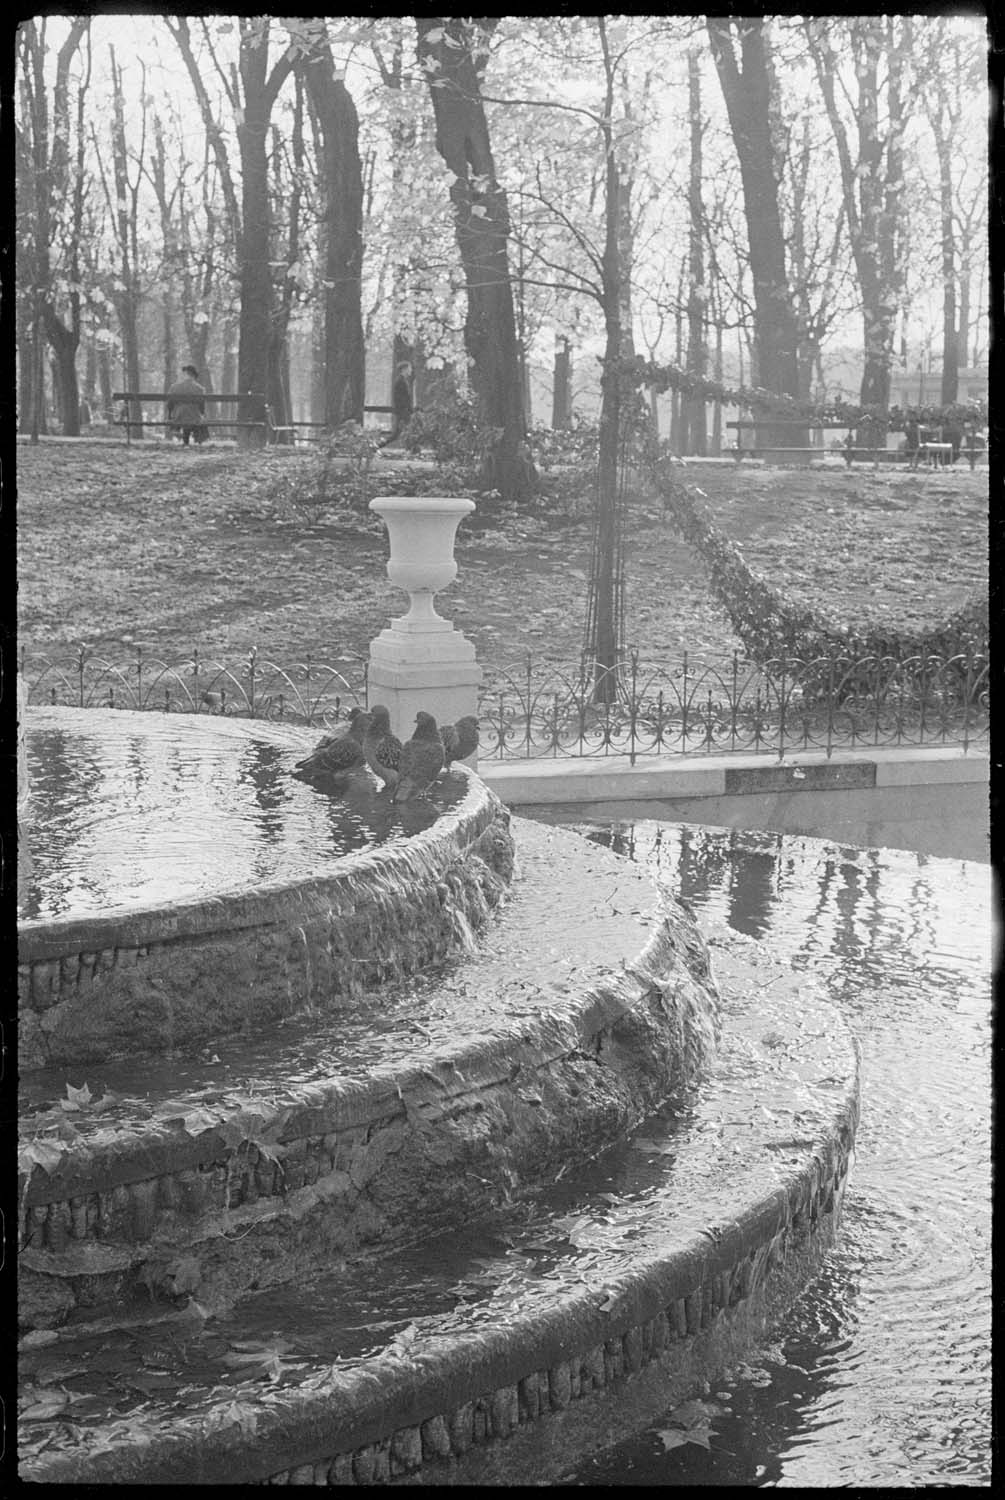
368 625 481 766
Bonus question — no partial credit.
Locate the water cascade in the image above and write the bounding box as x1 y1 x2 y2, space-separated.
17 501 859 1486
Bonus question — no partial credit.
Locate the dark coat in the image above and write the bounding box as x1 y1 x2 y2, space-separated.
392 375 413 427
166 376 206 428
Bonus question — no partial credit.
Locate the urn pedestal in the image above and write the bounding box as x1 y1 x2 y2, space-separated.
367 497 481 759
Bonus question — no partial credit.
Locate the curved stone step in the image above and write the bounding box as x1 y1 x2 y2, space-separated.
18 821 720 1330
18 934 859 1485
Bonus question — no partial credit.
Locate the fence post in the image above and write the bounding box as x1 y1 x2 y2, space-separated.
681 651 689 748
777 652 787 761
629 650 639 766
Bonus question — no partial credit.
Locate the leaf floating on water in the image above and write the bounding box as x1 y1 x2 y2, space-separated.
669 1398 728 1427
60 1081 92 1112
89 1091 121 1115
656 1426 696 1452
223 1338 301 1382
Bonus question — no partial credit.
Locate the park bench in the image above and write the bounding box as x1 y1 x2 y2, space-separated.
113 393 397 446
265 406 397 444
112 390 269 444
726 418 907 467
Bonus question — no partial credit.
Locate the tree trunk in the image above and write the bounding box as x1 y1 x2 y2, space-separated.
97 346 112 422
299 44 365 427
587 17 627 703
958 269 971 371
707 18 802 447
684 48 707 456
712 320 723 456
107 48 145 437
552 334 572 429
934 121 958 404
416 18 534 503
221 333 238 423
236 67 272 446
44 317 81 434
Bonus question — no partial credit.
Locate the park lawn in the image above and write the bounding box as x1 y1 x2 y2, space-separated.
16 438 987 674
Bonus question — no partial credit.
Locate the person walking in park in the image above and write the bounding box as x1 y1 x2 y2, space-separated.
166 364 208 446
382 360 414 447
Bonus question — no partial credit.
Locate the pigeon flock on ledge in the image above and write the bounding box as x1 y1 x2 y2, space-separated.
292 704 479 802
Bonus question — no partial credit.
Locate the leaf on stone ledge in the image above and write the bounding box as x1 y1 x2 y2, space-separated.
205 1399 259 1437
181 1106 222 1137
20 1387 81 1421
20 1137 65 1174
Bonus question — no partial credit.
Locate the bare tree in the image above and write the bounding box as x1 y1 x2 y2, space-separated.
16 17 91 437
167 17 294 444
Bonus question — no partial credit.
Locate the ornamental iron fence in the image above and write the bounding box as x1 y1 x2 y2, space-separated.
21 643 989 762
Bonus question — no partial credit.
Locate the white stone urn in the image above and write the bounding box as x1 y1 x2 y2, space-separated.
369 496 475 633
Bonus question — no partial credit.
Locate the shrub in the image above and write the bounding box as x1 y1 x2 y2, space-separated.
264 423 381 521
656 463 988 702
400 392 492 473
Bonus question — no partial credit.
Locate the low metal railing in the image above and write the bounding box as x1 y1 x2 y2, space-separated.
21 644 989 762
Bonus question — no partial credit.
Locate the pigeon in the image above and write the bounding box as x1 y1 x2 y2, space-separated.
292 708 369 781
300 705 364 758
393 711 446 802
363 704 403 790
440 715 479 766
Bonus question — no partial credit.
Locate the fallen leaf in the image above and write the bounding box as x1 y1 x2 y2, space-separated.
60 1081 92 1112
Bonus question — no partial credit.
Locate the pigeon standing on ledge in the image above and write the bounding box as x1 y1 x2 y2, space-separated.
440 715 479 766
364 704 403 791
292 707 369 781
394 711 445 802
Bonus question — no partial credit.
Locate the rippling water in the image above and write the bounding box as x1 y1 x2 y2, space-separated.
562 822 992 1488
19 710 464 922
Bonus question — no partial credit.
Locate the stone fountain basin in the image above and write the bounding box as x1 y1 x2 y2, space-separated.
18 708 514 1070
18 920 859 1486
17 821 720 1330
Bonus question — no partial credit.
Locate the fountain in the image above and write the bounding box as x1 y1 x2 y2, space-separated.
17 499 859 1486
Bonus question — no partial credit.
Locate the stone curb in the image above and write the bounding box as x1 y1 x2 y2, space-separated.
481 745 988 807
19 760 502 961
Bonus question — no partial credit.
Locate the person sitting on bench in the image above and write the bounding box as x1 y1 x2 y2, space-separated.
166 364 208 446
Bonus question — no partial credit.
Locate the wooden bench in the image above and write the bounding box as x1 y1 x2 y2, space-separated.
112 391 268 445
725 418 849 465
728 445 832 463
